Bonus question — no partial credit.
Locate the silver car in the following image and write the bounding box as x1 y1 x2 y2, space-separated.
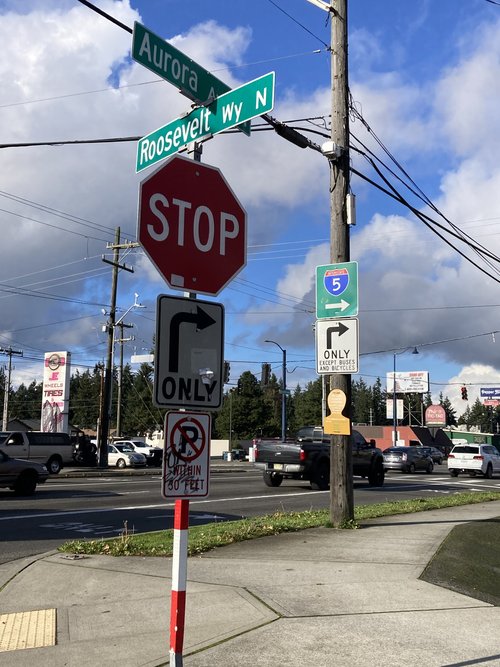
108 444 147 468
383 446 434 474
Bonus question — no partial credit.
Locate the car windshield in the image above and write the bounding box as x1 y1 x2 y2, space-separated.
115 444 134 452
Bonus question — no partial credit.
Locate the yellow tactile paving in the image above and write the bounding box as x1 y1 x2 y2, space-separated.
0 609 56 652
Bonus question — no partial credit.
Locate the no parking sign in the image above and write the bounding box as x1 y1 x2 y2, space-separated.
162 411 211 498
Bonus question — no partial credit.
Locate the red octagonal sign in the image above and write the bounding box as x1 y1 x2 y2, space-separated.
138 155 247 296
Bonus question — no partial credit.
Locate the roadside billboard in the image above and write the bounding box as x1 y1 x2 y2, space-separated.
41 351 71 433
425 404 446 426
387 371 429 394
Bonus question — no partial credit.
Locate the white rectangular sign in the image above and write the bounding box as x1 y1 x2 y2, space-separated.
387 371 429 394
154 295 224 409
41 351 71 433
162 411 210 498
315 317 359 374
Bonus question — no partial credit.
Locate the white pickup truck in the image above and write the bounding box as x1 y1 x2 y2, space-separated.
113 439 163 466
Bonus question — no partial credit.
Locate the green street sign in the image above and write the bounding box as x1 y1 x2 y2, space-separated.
316 262 358 319
132 22 250 136
136 72 275 173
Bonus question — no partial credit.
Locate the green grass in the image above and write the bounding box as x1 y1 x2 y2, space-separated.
57 491 500 558
421 515 500 605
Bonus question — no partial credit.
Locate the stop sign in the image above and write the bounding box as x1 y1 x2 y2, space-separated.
138 155 247 296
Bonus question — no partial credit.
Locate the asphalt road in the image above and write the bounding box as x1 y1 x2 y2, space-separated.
1 464 500 564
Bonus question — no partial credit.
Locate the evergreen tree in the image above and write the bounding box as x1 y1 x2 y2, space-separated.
291 378 322 430
371 378 386 425
214 371 270 440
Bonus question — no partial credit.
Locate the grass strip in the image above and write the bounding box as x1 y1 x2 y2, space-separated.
58 491 500 558
421 515 500 605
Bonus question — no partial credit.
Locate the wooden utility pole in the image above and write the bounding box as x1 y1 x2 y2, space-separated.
0 347 23 431
329 0 353 526
98 227 120 467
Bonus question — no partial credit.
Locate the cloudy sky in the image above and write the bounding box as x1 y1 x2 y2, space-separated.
1 0 500 419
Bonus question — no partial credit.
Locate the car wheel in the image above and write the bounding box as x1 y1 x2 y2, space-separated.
310 460 330 490
368 460 385 487
46 456 62 475
426 462 434 474
263 471 283 487
13 471 37 496
449 470 459 477
116 458 127 469
407 463 416 474
485 464 493 479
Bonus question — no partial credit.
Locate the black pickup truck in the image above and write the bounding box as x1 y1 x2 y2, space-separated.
254 427 385 490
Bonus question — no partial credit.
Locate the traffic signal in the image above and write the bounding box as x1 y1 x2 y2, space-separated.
461 386 468 400
223 361 230 384
261 362 271 386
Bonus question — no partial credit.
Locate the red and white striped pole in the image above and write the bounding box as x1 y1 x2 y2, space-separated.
170 498 189 666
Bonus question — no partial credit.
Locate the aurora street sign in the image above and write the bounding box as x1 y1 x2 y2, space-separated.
136 72 275 172
132 22 250 136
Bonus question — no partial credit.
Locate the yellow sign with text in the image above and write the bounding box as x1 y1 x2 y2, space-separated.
323 388 351 436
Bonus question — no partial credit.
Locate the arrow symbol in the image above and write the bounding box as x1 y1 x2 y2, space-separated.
169 306 216 372
325 299 349 311
326 321 349 348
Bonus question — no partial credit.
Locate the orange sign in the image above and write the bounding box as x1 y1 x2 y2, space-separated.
323 389 351 436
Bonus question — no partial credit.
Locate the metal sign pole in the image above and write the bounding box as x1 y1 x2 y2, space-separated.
169 498 189 666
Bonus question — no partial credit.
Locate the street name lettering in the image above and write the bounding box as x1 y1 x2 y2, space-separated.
136 71 275 172
133 23 207 101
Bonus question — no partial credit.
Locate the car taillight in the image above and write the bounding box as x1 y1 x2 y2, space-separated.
473 455 484 460
448 454 455 458
254 447 258 459
299 448 307 462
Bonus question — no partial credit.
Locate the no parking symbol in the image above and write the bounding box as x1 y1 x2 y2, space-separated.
162 411 211 498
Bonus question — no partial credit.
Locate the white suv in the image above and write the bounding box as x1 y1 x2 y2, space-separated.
447 443 500 478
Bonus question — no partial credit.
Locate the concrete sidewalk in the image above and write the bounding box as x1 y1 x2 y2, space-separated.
1 501 499 666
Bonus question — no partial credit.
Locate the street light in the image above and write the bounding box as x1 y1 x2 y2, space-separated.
392 347 419 446
265 339 287 442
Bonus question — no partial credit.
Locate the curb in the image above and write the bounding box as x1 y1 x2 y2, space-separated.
56 462 253 478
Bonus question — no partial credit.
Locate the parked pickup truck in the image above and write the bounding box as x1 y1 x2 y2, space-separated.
254 427 385 490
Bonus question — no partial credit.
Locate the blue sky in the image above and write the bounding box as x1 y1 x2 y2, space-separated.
1 0 500 420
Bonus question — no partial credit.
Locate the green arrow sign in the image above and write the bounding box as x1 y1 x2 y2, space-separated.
316 262 359 319
132 22 250 136
136 72 275 173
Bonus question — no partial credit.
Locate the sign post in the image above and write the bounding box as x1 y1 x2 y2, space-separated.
163 410 211 667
